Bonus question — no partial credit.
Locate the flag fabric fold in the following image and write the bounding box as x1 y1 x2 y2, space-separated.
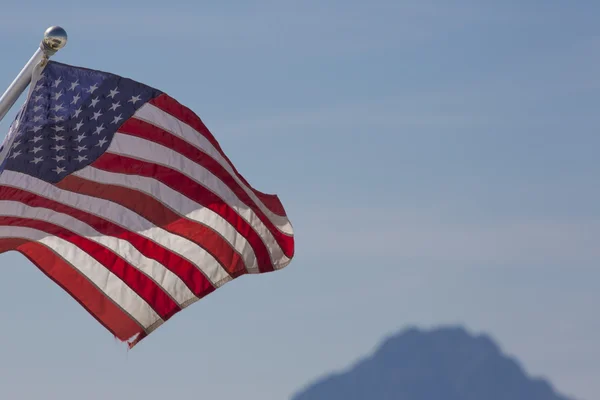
0 61 294 347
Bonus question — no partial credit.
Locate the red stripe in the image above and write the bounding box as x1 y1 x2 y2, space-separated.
0 215 179 321
0 184 214 301
0 238 143 342
59 174 246 278
119 117 294 258
149 94 288 217
92 152 278 272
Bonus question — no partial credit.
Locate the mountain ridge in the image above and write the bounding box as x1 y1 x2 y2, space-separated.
291 326 575 400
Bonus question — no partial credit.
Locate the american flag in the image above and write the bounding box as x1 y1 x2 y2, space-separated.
0 61 295 347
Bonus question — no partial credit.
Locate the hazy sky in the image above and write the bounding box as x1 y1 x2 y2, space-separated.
0 1 598 399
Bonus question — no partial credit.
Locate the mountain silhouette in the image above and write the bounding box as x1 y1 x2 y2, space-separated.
291 326 574 400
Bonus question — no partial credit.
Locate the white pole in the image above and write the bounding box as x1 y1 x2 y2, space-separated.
0 26 68 123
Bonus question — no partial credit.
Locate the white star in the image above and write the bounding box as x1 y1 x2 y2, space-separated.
33 105 42 113
109 102 121 111
34 83 44 92
30 126 42 133
13 141 21 147
87 84 99 94
90 97 100 107
76 155 88 163
50 115 65 122
91 110 103 121
96 137 109 147
94 124 105 135
111 114 124 125
53 155 65 162
52 103 65 112
10 150 22 159
33 115 42 122
51 125 65 133
68 80 80 91
53 166 66 174
73 107 83 118
74 121 84 131
53 91 63 101
76 145 87 152
128 95 141 104
31 156 44 164
30 135 43 143
52 144 66 151
33 94 43 102
75 134 87 143
108 87 120 98
52 77 62 88
31 146 43 154
52 134 65 141
71 93 81 105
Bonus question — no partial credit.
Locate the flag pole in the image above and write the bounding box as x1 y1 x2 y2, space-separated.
0 26 68 124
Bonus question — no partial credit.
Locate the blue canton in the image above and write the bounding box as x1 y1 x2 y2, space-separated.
1 61 162 183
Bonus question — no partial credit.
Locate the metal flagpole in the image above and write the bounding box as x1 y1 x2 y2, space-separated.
0 26 68 124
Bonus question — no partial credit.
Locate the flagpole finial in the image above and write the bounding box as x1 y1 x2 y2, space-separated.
43 26 68 53
0 26 68 123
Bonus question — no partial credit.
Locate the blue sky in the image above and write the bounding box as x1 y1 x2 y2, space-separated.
0 1 598 399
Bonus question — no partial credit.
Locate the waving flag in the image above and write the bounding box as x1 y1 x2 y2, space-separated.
0 61 295 347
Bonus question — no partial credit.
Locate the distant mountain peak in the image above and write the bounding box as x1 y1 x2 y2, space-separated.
292 326 574 400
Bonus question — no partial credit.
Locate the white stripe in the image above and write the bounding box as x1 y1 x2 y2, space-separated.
0 225 161 330
134 103 294 236
0 200 196 306
74 166 259 272
108 133 290 268
0 171 231 286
